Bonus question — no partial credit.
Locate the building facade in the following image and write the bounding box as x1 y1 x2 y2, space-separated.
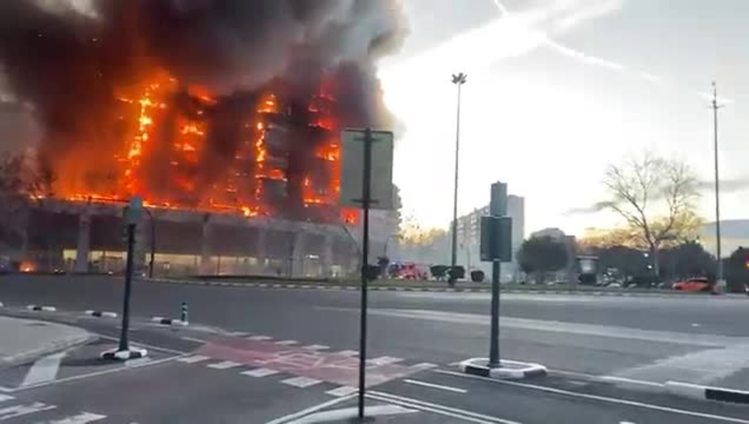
455 194 525 282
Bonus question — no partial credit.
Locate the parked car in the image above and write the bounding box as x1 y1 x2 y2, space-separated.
673 277 713 292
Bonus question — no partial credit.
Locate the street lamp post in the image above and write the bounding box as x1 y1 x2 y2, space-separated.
449 73 468 285
711 81 724 288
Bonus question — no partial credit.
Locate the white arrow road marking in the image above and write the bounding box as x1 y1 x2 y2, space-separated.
22 352 66 387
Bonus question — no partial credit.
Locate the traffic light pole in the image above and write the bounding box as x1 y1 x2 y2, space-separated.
118 223 136 352
101 199 147 361
357 128 373 420
488 258 501 368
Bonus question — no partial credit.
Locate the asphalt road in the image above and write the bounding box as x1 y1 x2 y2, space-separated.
1 274 748 423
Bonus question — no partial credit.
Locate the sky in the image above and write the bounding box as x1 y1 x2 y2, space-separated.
379 0 749 237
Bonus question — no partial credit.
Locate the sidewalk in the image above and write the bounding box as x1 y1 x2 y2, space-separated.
0 315 95 369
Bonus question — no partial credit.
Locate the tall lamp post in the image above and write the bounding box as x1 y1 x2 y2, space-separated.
449 73 468 284
711 81 724 288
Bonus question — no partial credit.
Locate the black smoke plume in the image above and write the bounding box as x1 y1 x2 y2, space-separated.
0 0 406 213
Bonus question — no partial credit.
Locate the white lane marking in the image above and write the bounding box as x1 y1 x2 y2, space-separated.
353 308 745 347
241 368 279 377
411 362 438 370
326 386 358 397
228 331 248 337
125 358 152 367
0 395 12 403
435 370 749 424
180 336 208 343
21 352 66 387
281 376 322 388
265 394 357 424
275 340 299 346
14 355 184 393
335 350 358 357
206 361 241 370
176 355 211 364
403 378 467 393
49 412 108 423
302 344 329 351
368 391 519 424
620 421 637 424
285 405 417 423
0 388 11 394
247 335 272 341
368 356 403 366
0 402 56 420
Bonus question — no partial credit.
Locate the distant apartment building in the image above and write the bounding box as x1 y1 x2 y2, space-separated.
455 194 525 282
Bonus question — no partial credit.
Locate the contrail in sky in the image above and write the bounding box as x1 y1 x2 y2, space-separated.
490 0 722 102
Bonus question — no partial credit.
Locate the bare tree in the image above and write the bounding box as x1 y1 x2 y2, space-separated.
599 153 700 278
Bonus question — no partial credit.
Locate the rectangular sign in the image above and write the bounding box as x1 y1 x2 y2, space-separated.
340 129 394 210
480 216 513 262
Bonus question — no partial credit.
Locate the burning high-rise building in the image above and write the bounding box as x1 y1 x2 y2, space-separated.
0 0 406 274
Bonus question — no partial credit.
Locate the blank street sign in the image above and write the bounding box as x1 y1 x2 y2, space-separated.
340 129 394 210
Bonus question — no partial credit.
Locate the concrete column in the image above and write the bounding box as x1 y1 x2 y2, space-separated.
74 212 91 273
290 232 305 278
133 218 149 275
199 214 213 275
255 227 268 274
321 235 333 278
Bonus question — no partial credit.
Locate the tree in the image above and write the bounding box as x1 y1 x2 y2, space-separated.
660 241 716 281
726 247 749 292
599 153 700 279
516 236 569 283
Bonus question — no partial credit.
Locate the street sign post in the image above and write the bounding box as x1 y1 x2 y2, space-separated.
480 182 512 368
340 128 394 420
102 196 147 361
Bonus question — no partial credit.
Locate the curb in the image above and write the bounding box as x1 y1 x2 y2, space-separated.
0 319 96 370
665 381 749 404
84 310 118 318
26 305 56 312
459 358 547 380
101 347 148 361
147 278 725 298
151 316 188 326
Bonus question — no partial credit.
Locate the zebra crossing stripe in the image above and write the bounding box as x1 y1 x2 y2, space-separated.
241 368 279 377
275 340 298 346
302 344 329 351
281 376 322 388
0 394 13 403
247 335 271 341
206 361 241 370
176 355 211 364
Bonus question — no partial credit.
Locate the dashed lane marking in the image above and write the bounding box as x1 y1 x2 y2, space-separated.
241 368 279 377
326 386 358 397
281 376 323 388
275 340 299 346
49 412 108 423
176 355 211 364
206 361 241 370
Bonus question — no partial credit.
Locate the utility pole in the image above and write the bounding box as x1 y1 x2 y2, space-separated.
449 73 468 285
712 81 724 286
